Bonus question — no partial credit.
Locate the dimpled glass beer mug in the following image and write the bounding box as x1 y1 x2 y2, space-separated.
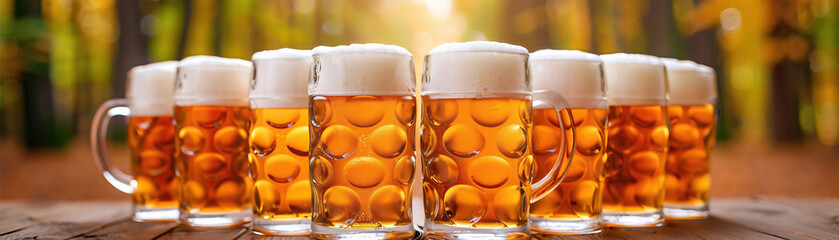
92 61 179 222
528 50 608 234
421 41 577 239
248 49 313 235
173 56 253 227
309 44 417 239
600 53 668 227
661 59 717 219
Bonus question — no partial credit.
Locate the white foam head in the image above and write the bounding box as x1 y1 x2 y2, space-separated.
174 55 252 106
310 43 415 95
423 41 530 97
251 48 312 109
530 50 606 109
600 53 668 106
662 58 717 106
126 61 178 116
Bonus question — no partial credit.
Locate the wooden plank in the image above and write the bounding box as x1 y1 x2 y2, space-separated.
235 225 424 240
236 233 309 240
534 216 780 239
0 201 130 240
154 226 249 240
69 218 177 240
667 217 784 239
712 198 839 240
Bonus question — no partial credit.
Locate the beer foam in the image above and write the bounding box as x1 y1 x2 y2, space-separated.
175 55 253 106
427 41 528 55
530 50 606 109
600 53 667 106
530 49 601 62
251 48 312 109
252 48 312 60
662 58 717 105
310 43 415 95
312 43 412 56
127 61 178 116
423 41 530 96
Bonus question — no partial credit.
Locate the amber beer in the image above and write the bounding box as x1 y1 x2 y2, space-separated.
422 96 533 230
662 59 717 219
421 42 576 239
91 61 179 222
528 50 608 234
173 56 253 227
600 53 669 227
248 49 313 235
309 44 416 240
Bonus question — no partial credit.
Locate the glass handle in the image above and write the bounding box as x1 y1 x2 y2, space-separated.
530 90 577 203
90 98 134 194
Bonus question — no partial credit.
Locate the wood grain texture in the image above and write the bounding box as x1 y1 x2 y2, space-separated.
69 218 177 240
235 234 309 240
712 197 839 239
2 199 838 239
154 226 249 240
0 201 130 240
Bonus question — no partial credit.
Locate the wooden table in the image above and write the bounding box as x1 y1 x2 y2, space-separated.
1 197 837 239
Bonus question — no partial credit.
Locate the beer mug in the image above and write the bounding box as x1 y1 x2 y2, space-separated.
173 56 253 227
528 50 607 234
600 53 668 227
92 61 179 222
421 41 577 239
249 49 313 235
309 44 417 239
661 59 716 219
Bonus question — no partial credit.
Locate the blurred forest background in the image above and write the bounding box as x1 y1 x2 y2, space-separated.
1 0 838 200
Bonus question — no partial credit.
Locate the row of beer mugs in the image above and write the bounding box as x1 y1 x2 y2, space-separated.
90 41 716 239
